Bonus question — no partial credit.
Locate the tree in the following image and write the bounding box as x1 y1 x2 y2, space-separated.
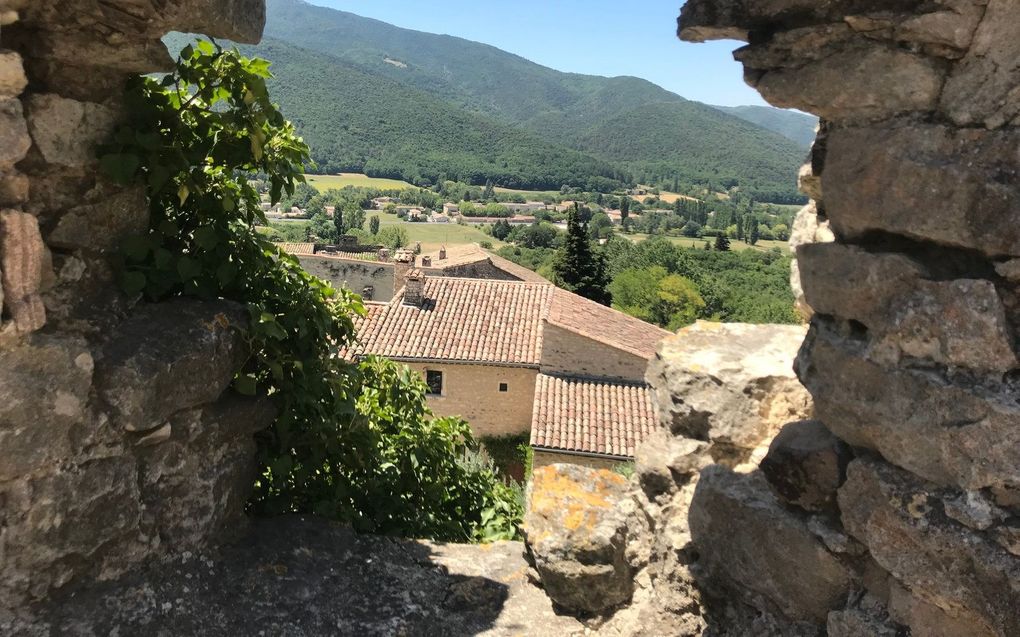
714 233 731 252
773 223 789 241
482 178 495 200
377 226 409 249
657 274 705 330
369 215 381 235
681 220 703 237
748 218 760 246
552 204 612 305
491 218 512 241
620 196 631 229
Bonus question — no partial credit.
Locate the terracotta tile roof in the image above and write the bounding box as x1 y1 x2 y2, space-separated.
547 288 671 359
484 251 550 284
530 374 656 459
274 242 316 255
348 278 553 365
420 244 489 269
315 251 382 262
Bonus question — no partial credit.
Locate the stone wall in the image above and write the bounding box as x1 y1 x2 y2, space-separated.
402 361 538 438
539 323 650 382
586 1 1020 634
297 254 395 301
0 0 273 612
531 450 621 473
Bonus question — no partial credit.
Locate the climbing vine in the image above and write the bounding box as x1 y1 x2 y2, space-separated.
100 41 520 542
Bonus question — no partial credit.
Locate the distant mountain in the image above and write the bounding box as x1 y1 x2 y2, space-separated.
713 105 818 148
171 0 810 201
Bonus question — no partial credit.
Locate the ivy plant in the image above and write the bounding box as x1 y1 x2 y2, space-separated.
101 41 521 542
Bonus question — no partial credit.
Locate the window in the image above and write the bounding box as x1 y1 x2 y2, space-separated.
498 382 508 393
426 370 443 396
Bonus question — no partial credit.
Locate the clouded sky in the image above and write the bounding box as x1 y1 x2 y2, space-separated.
310 0 765 107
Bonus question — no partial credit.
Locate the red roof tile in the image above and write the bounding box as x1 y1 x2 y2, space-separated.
547 288 671 359
530 374 656 459
348 278 553 365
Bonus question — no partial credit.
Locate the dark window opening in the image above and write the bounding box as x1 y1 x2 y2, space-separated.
426 370 443 395
498 382 509 392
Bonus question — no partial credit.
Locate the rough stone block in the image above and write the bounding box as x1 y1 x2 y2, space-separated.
94 299 247 432
47 186 149 252
799 322 1020 491
799 243 1017 374
839 457 1020 636
0 97 30 170
0 50 27 96
823 122 1020 257
739 37 944 121
2 456 146 602
646 321 811 466
634 429 709 499
136 394 275 548
689 466 853 624
827 607 902 637
760 420 852 512
0 334 93 481
162 0 267 44
1 209 48 335
24 94 117 168
940 0 1020 128
0 170 29 206
523 464 635 613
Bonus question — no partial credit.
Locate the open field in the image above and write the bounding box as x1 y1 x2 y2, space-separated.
303 173 416 191
632 187 698 205
628 233 790 253
266 213 505 254
492 186 560 199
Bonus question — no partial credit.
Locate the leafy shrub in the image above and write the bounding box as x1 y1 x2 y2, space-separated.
100 41 520 542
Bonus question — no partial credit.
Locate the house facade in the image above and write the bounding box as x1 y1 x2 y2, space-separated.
346 272 669 468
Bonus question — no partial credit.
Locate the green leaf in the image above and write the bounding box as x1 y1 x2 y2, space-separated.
99 153 139 184
193 226 219 250
176 256 202 280
122 235 151 261
216 261 237 287
234 374 257 396
120 271 147 295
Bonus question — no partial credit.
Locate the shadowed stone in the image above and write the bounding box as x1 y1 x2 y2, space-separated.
760 420 853 513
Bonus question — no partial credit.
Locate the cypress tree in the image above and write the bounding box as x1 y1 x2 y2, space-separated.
552 204 612 305
482 178 495 200
714 233 731 252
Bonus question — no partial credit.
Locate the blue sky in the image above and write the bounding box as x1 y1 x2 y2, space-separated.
308 0 765 107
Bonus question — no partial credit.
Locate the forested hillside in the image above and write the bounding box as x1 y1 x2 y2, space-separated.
713 105 818 147
164 35 628 191
170 0 814 201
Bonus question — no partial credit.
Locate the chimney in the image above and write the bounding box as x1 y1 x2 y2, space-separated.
377 248 390 262
403 269 425 307
420 255 432 267
439 245 447 261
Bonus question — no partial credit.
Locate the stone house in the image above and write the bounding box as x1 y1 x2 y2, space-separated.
345 271 669 468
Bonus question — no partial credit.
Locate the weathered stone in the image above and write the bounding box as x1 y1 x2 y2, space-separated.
634 429 709 499
0 97 30 169
823 122 1020 257
840 457 1020 636
996 258 1020 282
24 94 117 168
895 3 984 52
0 334 92 481
9 516 584 636
136 394 275 548
162 0 267 44
1 456 146 602
888 579 992 637
689 466 853 624
799 322 1020 490
677 0 927 42
0 50 26 96
0 209 48 335
523 464 635 613
47 187 148 252
788 200 832 320
799 243 1017 374
646 321 811 466
0 170 29 205
943 490 1005 530
827 607 902 637
941 0 1020 128
797 163 821 201
760 420 852 512
95 299 247 432
738 36 944 120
